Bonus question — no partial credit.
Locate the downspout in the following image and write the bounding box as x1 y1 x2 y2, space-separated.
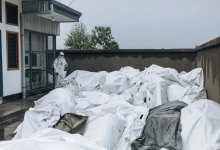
20 14 26 99
20 3 54 99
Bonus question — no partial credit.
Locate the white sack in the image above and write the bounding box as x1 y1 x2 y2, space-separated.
108 94 131 104
13 104 60 140
180 68 204 87
139 65 162 82
79 101 134 122
75 91 110 113
114 106 149 150
146 74 174 109
83 113 125 150
119 66 140 76
120 86 139 103
65 70 107 92
132 82 151 107
34 88 74 115
0 128 106 150
100 71 129 94
167 85 207 104
181 99 220 150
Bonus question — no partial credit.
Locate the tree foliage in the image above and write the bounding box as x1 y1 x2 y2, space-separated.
91 26 119 49
64 23 120 50
64 22 92 50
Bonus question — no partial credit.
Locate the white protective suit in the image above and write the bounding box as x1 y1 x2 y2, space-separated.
54 52 68 87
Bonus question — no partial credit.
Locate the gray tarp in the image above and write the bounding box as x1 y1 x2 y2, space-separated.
131 101 187 150
53 113 88 135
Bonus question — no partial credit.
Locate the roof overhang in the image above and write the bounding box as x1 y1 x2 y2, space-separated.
22 0 82 23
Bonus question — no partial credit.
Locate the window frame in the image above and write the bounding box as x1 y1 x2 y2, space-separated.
5 2 18 26
6 31 20 71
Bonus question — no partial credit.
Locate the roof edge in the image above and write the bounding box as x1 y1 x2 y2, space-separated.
196 36 220 51
56 49 196 53
49 0 82 17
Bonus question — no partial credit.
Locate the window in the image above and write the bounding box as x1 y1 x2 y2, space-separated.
5 2 18 26
32 53 37 66
25 56 28 65
7 31 19 70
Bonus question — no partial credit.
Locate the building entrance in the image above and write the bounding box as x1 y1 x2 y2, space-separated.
25 31 56 94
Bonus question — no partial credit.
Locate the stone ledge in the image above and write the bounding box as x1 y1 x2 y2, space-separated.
196 36 220 51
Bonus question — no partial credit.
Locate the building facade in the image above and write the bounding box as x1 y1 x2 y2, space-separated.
0 0 82 104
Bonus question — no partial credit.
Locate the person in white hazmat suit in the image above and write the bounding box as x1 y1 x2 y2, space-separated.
54 52 68 88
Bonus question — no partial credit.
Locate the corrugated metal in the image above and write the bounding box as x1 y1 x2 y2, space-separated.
23 15 60 35
22 1 49 13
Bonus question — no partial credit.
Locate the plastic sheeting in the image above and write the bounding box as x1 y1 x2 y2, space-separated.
13 104 60 140
0 128 106 150
5 65 210 150
181 99 220 150
34 88 75 116
79 101 134 122
84 113 125 150
131 101 187 150
115 106 149 150
145 65 207 107
53 113 88 135
65 70 107 92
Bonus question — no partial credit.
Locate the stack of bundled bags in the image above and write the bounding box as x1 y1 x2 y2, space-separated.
1 64 220 150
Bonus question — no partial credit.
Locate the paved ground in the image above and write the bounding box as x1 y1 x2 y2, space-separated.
0 92 49 141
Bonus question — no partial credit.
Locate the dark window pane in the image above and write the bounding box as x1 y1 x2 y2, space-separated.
7 32 18 69
25 56 28 65
6 3 18 25
32 53 37 66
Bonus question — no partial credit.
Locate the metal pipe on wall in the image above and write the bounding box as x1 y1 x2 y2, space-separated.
20 14 26 99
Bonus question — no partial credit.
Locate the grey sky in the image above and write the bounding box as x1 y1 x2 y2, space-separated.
56 0 220 49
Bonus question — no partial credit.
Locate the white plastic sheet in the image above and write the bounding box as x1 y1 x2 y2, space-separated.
119 66 140 76
0 128 106 150
75 91 110 113
101 71 129 94
83 113 125 150
115 106 149 150
181 99 220 150
167 84 207 105
145 65 206 108
65 70 107 92
180 68 204 87
13 104 60 140
34 88 75 116
80 101 134 122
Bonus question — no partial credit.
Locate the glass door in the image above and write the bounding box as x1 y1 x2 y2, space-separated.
25 31 56 94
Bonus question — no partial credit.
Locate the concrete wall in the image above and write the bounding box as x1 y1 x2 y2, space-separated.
57 49 197 76
0 0 22 97
196 36 220 104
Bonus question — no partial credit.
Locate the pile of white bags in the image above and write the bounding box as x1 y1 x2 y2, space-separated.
2 64 219 150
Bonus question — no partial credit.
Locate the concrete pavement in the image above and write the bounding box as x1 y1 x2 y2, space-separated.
0 92 49 140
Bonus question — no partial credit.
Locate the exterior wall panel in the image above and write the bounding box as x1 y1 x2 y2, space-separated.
197 42 220 104
0 0 22 97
